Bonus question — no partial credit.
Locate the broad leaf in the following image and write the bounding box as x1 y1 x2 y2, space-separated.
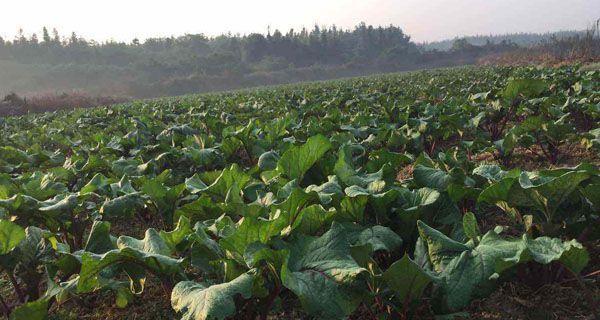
277 134 332 180
382 254 434 302
0 219 25 255
417 221 589 311
281 223 365 319
171 270 256 320
9 298 49 320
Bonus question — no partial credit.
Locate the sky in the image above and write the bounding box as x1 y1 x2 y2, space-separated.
1 0 599 43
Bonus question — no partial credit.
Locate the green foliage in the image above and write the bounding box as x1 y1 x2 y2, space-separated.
9 298 49 320
276 134 332 181
0 24 420 99
171 271 256 320
417 220 589 311
382 254 434 302
281 223 365 319
0 65 597 319
502 78 547 101
0 219 25 254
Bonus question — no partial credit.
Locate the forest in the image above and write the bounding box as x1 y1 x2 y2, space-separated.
0 24 523 98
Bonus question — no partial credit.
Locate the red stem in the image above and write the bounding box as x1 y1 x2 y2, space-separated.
0 294 10 317
7 272 25 303
260 282 281 320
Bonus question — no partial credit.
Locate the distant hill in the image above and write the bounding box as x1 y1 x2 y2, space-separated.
0 24 595 98
419 30 586 51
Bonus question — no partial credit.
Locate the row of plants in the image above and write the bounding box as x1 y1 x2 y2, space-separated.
0 65 597 319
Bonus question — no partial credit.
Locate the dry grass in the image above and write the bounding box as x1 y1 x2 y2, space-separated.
478 50 600 67
0 92 128 117
478 23 600 68
396 164 414 182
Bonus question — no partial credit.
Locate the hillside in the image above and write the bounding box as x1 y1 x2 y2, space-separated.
419 30 586 51
0 65 598 319
0 24 526 98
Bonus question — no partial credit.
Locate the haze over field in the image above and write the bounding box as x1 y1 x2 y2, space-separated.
1 0 599 42
0 0 598 108
1 1 600 320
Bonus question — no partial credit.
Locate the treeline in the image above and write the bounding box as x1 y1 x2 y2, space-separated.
420 30 585 51
0 24 417 71
0 23 523 98
479 23 600 66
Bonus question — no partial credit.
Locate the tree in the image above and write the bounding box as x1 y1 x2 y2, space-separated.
30 33 39 45
52 28 60 44
451 38 475 52
242 33 268 63
70 32 78 45
16 28 27 45
42 27 51 43
0 23 433 97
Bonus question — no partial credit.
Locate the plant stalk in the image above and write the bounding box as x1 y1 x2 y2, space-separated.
7 272 25 303
0 294 10 317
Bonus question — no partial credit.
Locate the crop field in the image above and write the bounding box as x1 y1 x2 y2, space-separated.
0 66 598 319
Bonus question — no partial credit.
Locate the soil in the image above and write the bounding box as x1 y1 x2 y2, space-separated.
49 275 176 320
38 239 599 319
467 279 598 320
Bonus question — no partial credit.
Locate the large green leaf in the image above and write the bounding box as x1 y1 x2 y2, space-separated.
277 134 332 180
160 216 193 251
304 175 343 205
365 149 412 173
396 187 440 213
257 151 280 171
502 78 547 101
394 187 442 241
382 254 434 302
290 204 337 235
219 215 286 260
171 270 256 320
189 223 223 273
417 221 589 311
142 179 186 226
175 194 222 222
0 219 25 255
99 192 145 218
185 164 251 201
271 187 321 226
473 164 514 182
512 170 590 221
581 183 600 211
84 220 115 254
78 228 184 293
462 212 481 243
0 173 16 199
12 226 55 274
479 168 591 222
281 223 365 319
341 223 402 253
9 298 49 320
22 172 68 200
413 165 451 191
334 144 384 187
417 220 469 273
80 173 112 195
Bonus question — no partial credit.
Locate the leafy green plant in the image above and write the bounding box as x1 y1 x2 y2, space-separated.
0 65 597 319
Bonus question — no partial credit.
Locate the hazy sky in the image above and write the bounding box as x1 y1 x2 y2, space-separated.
1 0 599 43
